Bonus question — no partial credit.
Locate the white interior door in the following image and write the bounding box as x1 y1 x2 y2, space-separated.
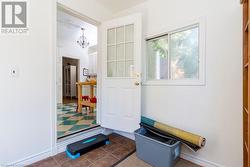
101 14 142 133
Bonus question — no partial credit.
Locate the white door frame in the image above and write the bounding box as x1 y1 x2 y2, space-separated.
51 1 103 155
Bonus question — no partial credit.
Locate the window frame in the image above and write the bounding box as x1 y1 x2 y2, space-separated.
143 18 206 86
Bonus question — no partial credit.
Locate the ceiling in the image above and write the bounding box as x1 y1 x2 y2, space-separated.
57 8 96 30
57 9 97 47
96 0 147 13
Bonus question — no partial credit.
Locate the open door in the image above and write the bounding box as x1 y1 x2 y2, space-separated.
101 14 142 133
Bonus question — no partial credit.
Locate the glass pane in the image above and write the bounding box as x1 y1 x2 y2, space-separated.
117 61 125 77
107 46 116 61
170 27 199 79
125 24 134 42
107 28 115 45
107 62 116 77
125 43 134 60
117 44 124 61
146 36 169 80
116 26 124 44
125 61 134 77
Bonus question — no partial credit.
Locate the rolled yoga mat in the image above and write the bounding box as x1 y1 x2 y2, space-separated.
141 116 206 148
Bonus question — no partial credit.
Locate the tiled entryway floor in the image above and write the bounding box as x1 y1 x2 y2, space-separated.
57 103 98 138
117 153 201 167
28 133 136 167
28 134 200 167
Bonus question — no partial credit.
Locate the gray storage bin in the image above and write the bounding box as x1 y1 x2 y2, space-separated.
135 127 181 167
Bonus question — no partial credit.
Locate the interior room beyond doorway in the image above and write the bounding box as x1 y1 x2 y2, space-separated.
56 6 98 139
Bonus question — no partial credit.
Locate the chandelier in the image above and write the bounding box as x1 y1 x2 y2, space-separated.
77 27 89 48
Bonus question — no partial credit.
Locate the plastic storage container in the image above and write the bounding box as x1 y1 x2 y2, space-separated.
134 127 181 167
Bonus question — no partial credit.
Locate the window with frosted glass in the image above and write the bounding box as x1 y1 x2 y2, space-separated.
107 24 134 77
146 25 199 81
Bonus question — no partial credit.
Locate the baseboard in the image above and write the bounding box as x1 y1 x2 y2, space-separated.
114 130 135 140
9 127 103 166
10 149 52 166
101 128 114 136
102 128 135 140
180 152 224 167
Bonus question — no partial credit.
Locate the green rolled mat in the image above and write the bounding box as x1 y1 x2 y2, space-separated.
141 116 155 126
141 116 206 148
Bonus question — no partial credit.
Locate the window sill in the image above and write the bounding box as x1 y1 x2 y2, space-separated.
142 80 205 86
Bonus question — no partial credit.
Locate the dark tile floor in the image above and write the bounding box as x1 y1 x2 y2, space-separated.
27 133 200 167
27 134 136 167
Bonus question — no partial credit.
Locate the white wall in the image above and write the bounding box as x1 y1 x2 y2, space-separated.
0 0 53 164
112 0 242 166
88 45 98 75
56 14 98 75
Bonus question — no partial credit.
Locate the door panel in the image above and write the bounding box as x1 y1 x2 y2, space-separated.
104 87 117 115
101 14 142 133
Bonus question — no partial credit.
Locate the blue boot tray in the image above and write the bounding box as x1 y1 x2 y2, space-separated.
66 134 109 160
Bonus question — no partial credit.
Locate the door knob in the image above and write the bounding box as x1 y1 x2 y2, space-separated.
134 81 140 86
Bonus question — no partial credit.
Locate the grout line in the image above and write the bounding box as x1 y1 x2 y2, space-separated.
85 154 96 165
111 149 136 167
92 152 109 165
100 147 109 153
110 153 119 161
86 158 95 165
83 158 94 167
52 157 62 167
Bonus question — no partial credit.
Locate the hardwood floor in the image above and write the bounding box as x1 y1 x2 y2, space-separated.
63 97 77 104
